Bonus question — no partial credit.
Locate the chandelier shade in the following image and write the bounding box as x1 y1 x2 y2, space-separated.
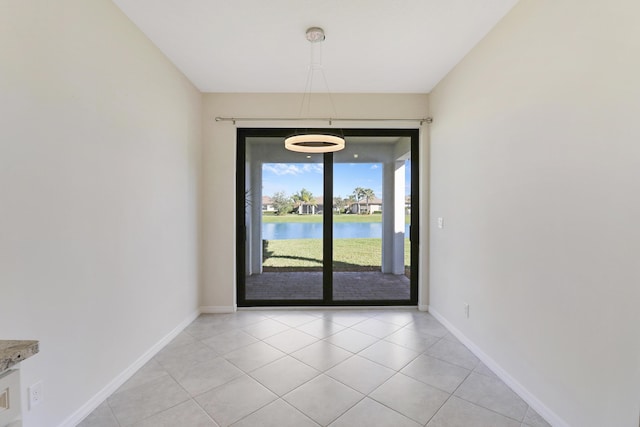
284 134 345 153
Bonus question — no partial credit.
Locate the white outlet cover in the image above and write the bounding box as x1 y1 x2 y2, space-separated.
28 381 43 409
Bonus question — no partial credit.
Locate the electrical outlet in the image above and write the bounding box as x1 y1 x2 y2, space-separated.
464 303 470 318
29 381 43 409
437 217 444 229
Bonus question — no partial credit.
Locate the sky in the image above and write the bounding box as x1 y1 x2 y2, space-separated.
262 161 411 200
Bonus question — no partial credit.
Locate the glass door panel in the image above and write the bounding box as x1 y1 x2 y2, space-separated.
332 138 411 302
243 137 324 301
404 158 412 283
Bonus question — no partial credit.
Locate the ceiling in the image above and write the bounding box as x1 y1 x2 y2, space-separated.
112 0 519 93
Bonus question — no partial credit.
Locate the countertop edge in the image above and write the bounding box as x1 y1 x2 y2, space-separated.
0 340 40 372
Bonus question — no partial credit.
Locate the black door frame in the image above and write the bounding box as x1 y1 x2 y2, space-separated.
236 127 419 307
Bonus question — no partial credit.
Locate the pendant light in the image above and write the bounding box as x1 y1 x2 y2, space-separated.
284 27 345 153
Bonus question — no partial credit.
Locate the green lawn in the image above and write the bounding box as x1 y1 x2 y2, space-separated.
263 213 410 224
262 238 410 270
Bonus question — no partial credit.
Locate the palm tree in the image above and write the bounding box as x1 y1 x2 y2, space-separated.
293 188 315 214
362 188 376 214
353 187 365 214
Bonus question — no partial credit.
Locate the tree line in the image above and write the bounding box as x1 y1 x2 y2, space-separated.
269 187 377 216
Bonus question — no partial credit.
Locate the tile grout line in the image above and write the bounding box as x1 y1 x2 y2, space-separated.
362 367 430 426
156 314 278 426
323 320 444 426
154 344 218 426
104 398 122 427
258 317 378 426
248 318 356 425
227 397 321 427
421 365 475 426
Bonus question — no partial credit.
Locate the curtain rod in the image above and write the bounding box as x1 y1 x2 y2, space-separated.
214 117 433 125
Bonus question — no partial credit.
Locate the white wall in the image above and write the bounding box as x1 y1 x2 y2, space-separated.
0 1 202 426
429 0 640 425
201 93 429 310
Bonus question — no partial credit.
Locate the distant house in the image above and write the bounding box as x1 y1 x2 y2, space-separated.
296 196 323 214
348 197 383 214
262 196 275 213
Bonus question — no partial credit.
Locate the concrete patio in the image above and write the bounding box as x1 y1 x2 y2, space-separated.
245 271 410 301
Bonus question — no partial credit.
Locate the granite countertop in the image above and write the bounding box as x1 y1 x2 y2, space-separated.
0 340 39 371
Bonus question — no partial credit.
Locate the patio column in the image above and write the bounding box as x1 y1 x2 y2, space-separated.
249 158 263 275
382 160 406 274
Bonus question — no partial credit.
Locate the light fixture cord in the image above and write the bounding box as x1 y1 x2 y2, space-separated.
294 31 340 131
314 41 340 130
320 67 339 125
296 41 315 122
297 40 335 122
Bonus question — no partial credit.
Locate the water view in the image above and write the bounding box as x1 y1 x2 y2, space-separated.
262 222 410 240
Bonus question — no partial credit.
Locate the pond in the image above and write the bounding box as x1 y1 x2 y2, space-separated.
262 222 411 240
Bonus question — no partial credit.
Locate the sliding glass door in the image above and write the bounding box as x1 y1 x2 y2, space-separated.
236 129 418 306
332 137 412 302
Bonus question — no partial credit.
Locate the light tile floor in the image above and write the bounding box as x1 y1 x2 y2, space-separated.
78 309 552 427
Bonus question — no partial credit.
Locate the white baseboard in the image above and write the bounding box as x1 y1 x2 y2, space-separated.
418 304 429 312
427 306 568 427
200 305 237 314
59 309 200 427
